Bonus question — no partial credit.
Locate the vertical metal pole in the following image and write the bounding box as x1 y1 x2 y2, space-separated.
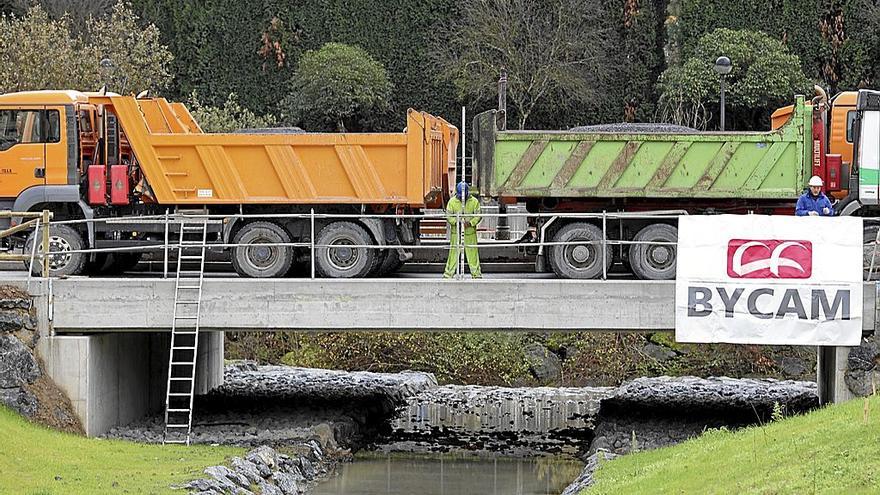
601 210 607 280
497 70 508 131
41 210 50 278
720 77 726 132
310 208 316 279
163 209 169 278
459 106 466 279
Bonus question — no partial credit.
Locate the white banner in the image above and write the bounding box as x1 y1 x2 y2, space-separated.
675 215 863 346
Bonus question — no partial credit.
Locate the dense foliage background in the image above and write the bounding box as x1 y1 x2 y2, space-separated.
4 0 877 130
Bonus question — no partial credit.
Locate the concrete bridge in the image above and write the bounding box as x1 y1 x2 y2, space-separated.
4 274 876 435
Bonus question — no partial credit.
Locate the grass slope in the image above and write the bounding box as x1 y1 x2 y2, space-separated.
587 394 880 494
0 407 242 495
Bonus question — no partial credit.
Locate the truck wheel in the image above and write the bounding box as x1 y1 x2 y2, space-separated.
231 221 293 278
548 223 611 279
629 224 678 280
23 224 86 277
377 249 404 277
864 225 880 280
315 221 376 278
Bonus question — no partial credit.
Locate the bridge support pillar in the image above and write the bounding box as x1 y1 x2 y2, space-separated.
817 346 855 405
36 331 224 437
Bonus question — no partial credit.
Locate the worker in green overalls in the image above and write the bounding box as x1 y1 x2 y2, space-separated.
443 181 482 279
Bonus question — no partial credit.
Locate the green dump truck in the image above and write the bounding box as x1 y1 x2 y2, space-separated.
472 92 880 280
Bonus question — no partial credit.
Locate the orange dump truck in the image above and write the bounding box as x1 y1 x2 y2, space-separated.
0 90 458 277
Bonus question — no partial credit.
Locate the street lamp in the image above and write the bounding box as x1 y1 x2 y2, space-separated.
714 56 732 131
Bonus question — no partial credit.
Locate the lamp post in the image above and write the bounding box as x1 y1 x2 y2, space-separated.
714 56 732 131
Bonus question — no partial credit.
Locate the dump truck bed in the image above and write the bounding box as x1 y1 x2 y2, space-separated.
98 95 457 207
473 97 811 201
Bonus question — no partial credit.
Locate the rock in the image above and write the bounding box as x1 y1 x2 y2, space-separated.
776 356 808 377
845 335 880 396
246 445 278 470
0 334 40 387
271 472 300 495
524 342 562 382
204 465 252 493
230 456 263 484
297 457 316 481
0 387 38 417
0 312 30 333
561 450 617 495
642 343 676 362
0 298 30 310
258 480 284 495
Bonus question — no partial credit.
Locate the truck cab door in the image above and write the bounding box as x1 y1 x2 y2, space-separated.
43 106 74 187
0 107 47 200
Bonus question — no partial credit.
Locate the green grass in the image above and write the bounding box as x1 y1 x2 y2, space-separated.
0 407 243 495
587 394 880 494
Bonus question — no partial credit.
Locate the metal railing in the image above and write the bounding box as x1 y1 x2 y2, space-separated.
7 209 880 282
0 210 52 285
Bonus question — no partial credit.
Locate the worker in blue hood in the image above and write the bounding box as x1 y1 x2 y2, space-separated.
795 175 833 216
443 181 482 278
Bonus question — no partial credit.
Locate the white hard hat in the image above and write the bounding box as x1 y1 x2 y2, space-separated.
808 175 824 187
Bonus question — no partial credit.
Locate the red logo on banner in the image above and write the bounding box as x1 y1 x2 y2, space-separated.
727 239 812 279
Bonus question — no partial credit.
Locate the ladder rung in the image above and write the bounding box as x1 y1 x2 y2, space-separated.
176 285 202 289
167 408 191 412
171 361 195 365
175 300 199 304
170 376 194 381
175 316 200 320
173 330 198 335
168 393 191 396
165 424 190 428
179 255 204 259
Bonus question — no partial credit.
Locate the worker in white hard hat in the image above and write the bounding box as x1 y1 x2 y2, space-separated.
795 175 834 216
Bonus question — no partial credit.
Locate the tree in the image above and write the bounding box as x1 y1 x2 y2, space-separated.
12 0 114 24
435 0 609 129
84 2 173 94
188 92 277 133
657 28 812 130
0 2 171 95
279 42 392 132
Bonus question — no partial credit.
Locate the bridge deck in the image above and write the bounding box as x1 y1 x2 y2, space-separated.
3 275 876 333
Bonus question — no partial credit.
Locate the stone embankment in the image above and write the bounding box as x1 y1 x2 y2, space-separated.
0 286 80 433
184 445 331 495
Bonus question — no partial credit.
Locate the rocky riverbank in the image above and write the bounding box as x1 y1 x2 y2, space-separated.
103 362 826 494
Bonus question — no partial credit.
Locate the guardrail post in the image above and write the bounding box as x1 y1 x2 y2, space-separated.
163 209 169 279
601 210 607 281
310 208 316 279
41 210 50 278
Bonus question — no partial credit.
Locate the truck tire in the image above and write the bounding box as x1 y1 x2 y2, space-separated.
314 221 377 278
548 223 611 279
629 223 678 280
864 224 880 281
23 224 86 277
377 249 404 277
231 221 293 278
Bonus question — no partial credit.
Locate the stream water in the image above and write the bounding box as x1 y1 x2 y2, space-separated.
311 452 583 495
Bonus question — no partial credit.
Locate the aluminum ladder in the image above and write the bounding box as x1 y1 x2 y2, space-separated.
162 217 208 445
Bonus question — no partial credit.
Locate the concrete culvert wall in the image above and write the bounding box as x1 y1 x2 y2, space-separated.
0 286 82 434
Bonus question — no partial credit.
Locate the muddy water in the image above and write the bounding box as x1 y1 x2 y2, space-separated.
312 453 583 495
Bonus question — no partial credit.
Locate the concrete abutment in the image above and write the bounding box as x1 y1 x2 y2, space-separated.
36 330 224 436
